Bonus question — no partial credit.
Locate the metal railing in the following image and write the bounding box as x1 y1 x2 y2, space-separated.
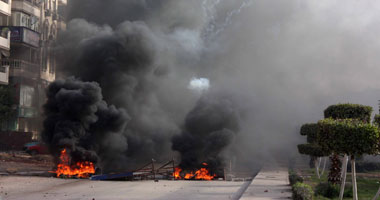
13 0 40 7
1 59 39 72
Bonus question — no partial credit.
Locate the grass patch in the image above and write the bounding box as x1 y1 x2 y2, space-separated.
300 168 380 199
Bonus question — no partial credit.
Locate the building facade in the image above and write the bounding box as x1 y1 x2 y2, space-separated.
0 0 66 138
0 0 12 85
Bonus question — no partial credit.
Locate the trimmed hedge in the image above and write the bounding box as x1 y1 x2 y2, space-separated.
324 104 372 122
317 118 380 155
297 144 328 157
292 182 313 200
289 170 303 186
300 123 318 138
315 182 339 198
315 182 353 198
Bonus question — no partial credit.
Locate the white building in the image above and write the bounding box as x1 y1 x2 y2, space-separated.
0 0 66 138
0 0 12 85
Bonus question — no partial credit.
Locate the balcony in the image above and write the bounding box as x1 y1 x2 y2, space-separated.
12 0 40 18
0 26 40 47
0 0 11 16
0 64 9 85
0 30 10 50
1 59 39 80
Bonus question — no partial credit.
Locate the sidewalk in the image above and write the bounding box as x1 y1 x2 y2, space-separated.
240 167 292 200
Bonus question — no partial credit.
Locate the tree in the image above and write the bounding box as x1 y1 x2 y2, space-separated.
297 123 329 178
371 114 380 200
318 104 378 200
0 86 13 123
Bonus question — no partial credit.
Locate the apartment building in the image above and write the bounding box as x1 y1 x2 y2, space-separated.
0 0 12 85
0 0 66 138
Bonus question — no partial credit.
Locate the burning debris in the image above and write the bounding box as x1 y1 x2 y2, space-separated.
41 78 129 176
172 95 240 177
173 163 216 180
56 19 180 172
53 149 95 178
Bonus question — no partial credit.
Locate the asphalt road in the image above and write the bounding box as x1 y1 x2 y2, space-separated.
0 176 248 200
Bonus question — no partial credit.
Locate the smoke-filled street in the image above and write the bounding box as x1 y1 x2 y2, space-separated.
2 0 380 199
0 176 248 200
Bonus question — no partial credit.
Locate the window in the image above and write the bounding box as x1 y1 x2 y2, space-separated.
19 85 34 107
11 12 39 32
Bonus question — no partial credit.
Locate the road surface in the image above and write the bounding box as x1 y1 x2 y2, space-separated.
0 176 246 200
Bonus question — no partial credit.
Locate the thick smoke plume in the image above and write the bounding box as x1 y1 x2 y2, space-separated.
42 78 129 170
47 0 251 171
172 95 240 174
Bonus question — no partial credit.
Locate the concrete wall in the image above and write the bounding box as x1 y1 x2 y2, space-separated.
12 0 40 18
0 131 33 150
0 31 10 50
0 0 11 16
0 65 9 84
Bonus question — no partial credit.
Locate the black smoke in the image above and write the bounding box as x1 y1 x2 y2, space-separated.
172 95 240 175
41 78 129 170
52 18 186 171
46 0 255 173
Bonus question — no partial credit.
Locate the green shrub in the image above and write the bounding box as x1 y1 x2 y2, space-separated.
292 182 313 200
300 124 318 142
289 170 303 186
317 118 380 155
324 104 372 122
315 182 339 198
344 186 353 198
314 182 353 198
297 144 328 157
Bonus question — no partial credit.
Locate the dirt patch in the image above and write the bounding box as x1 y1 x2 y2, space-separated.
0 152 54 173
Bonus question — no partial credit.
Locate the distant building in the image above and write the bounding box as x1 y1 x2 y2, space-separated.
0 0 67 139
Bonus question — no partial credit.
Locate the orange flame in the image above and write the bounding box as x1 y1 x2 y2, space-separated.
173 163 216 180
53 149 95 178
173 167 182 179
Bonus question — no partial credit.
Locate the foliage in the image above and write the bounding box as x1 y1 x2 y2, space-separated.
343 186 353 198
315 182 339 198
300 123 318 144
298 123 327 161
297 144 328 157
314 182 353 199
324 103 372 123
0 86 13 122
289 170 303 186
317 118 379 155
374 114 380 126
300 165 377 199
301 123 318 136
292 182 313 200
